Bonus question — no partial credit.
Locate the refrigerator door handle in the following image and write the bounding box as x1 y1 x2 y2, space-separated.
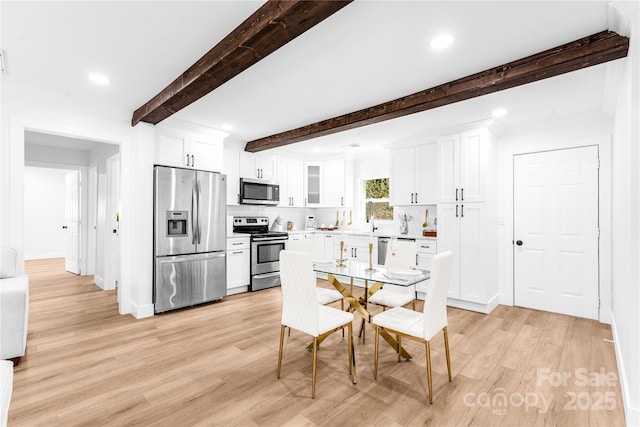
195 181 201 244
191 184 198 245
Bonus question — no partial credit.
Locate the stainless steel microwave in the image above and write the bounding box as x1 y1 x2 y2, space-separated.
239 178 280 205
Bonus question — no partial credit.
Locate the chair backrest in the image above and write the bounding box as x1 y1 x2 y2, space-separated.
287 238 314 256
0 248 17 279
279 250 320 336
384 239 417 268
423 251 453 340
383 240 417 294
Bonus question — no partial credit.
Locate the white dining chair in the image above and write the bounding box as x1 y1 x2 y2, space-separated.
277 250 356 398
287 238 344 308
368 239 417 311
372 250 453 404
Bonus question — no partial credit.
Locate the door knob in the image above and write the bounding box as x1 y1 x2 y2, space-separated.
516 240 523 246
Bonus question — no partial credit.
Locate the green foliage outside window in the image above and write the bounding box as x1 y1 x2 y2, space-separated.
365 178 393 220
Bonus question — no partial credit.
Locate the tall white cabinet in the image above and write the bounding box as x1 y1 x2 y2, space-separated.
436 127 498 313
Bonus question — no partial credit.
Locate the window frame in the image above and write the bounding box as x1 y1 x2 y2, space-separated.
361 176 393 223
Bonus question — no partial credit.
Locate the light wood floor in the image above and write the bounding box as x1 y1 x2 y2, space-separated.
9 258 625 426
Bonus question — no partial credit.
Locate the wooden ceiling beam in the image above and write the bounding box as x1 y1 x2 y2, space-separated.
245 30 629 153
131 0 352 127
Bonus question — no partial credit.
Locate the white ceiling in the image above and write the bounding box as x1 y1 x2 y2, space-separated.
2 1 624 157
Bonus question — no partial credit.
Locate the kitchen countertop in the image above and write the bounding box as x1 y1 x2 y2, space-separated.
288 229 436 240
227 233 251 239
228 230 436 240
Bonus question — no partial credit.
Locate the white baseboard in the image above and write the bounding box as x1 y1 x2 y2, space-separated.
446 294 500 314
131 301 154 319
227 286 248 296
611 313 640 427
24 251 65 260
93 275 105 289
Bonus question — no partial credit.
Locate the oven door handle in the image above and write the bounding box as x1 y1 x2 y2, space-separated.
253 272 281 279
252 237 288 242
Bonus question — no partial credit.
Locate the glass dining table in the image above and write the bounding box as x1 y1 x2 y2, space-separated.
313 259 430 360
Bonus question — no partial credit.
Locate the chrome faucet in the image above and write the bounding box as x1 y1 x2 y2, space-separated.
366 201 378 232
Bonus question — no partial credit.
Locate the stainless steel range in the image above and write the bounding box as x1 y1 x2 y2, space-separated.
232 216 288 291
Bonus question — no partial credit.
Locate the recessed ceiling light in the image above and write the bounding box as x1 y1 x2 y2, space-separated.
430 34 453 50
492 108 507 118
221 123 233 131
88 73 109 85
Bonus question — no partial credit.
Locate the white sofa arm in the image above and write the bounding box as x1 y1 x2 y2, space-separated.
0 276 29 361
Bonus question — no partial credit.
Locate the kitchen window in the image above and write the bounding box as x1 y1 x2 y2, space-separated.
362 177 393 221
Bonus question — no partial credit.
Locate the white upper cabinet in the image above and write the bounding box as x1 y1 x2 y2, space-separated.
437 128 490 203
222 148 240 205
389 143 436 205
154 126 223 172
303 159 350 207
278 157 304 207
323 158 347 207
304 162 323 207
240 151 277 180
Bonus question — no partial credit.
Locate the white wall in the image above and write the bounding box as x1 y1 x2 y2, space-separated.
610 5 640 425
23 167 68 259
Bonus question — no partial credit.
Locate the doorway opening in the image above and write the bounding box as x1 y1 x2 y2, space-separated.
23 130 121 295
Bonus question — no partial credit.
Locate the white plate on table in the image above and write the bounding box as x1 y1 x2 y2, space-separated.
385 268 423 278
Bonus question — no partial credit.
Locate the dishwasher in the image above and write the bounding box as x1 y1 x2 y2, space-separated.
377 236 416 265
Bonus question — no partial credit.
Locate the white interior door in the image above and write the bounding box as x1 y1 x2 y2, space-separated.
514 146 599 320
65 170 81 274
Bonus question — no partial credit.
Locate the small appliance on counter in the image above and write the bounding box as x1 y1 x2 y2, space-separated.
270 215 284 231
305 215 316 230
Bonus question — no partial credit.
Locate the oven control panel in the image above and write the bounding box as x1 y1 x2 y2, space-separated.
234 216 269 226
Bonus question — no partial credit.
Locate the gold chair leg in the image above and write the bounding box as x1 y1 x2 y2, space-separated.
351 324 357 384
425 340 433 404
312 337 318 399
374 326 380 380
288 326 290 337
361 318 366 344
444 326 452 381
347 324 352 375
397 335 402 362
342 299 345 337
277 325 285 378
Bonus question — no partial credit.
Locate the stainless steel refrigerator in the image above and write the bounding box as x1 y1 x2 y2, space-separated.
153 166 227 313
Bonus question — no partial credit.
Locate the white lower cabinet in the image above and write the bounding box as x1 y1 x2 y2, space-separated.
336 235 377 265
415 239 436 299
437 202 498 312
313 233 335 280
226 237 250 295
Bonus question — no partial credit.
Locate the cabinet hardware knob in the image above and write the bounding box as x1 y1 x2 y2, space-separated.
516 240 523 246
